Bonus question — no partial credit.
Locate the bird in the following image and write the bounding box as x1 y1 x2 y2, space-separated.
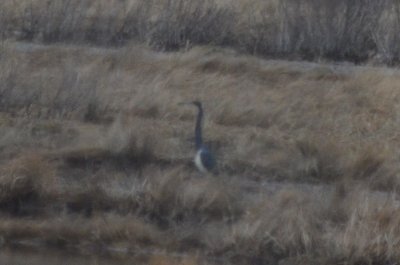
180 101 216 174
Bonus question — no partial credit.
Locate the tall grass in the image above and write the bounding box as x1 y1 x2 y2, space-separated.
1 35 400 263
3 0 400 63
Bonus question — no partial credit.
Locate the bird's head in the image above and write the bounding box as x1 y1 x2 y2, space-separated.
191 101 202 108
178 100 202 109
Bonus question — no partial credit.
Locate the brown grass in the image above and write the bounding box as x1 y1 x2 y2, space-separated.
1 41 400 264
0 153 58 215
3 0 400 64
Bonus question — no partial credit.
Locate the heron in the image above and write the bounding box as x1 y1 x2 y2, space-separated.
180 101 216 174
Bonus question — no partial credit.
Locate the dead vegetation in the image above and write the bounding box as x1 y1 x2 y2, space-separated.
3 0 400 64
1 41 400 264
0 153 58 215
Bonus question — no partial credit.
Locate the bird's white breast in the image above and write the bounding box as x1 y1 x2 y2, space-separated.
194 150 208 173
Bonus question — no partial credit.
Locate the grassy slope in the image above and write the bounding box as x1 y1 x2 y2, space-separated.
0 41 400 264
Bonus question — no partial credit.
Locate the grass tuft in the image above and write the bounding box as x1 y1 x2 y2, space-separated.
139 167 242 226
0 153 58 215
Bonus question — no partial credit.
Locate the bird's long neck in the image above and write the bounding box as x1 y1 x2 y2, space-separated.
195 105 203 150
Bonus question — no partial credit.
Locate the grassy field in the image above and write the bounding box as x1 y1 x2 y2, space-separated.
0 39 400 264
2 0 400 64
1 2 400 264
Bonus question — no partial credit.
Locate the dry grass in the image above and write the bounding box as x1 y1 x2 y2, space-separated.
3 0 400 64
0 153 58 215
1 41 400 264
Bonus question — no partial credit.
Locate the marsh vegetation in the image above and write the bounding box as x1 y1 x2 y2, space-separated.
1 1 400 264
3 0 400 64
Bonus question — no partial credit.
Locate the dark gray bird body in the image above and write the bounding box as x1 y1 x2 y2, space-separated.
188 101 216 173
